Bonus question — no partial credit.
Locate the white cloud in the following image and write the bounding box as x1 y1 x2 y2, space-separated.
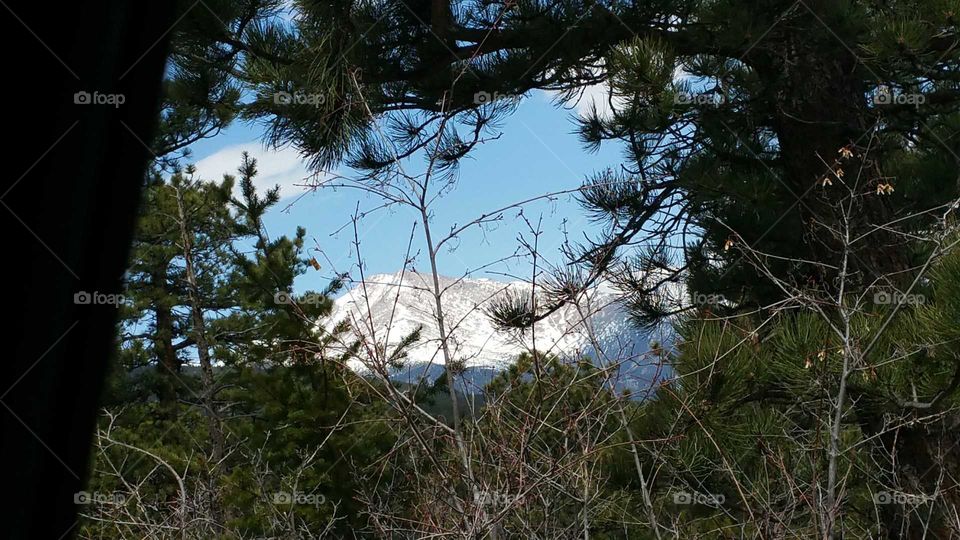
552 64 694 120
573 83 617 119
544 83 618 120
192 143 331 200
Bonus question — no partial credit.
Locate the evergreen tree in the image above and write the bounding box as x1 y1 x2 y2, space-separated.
148 0 285 170
98 153 367 535
116 168 239 415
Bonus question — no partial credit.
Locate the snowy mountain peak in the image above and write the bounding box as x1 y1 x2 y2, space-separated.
325 271 669 391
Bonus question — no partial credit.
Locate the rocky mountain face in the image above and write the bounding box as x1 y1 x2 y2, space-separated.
325 271 672 394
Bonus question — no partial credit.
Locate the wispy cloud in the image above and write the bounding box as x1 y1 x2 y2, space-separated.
193 143 333 200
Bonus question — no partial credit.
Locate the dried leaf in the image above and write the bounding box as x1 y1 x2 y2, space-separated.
876 183 895 195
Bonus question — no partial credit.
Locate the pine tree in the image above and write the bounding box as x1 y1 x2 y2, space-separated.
147 0 284 170
116 168 239 415
91 149 394 537
627 234 960 537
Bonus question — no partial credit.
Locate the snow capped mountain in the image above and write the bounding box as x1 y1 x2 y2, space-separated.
325 270 672 393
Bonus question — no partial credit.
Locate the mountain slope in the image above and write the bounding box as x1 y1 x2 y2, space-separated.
325 270 672 392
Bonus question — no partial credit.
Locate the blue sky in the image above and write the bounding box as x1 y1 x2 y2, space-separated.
187 89 626 294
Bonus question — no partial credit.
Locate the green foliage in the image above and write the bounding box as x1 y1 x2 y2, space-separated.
85 154 392 537
628 243 960 537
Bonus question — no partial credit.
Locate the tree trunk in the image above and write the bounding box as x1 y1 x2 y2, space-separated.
152 271 181 419
764 7 909 297
174 182 227 526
